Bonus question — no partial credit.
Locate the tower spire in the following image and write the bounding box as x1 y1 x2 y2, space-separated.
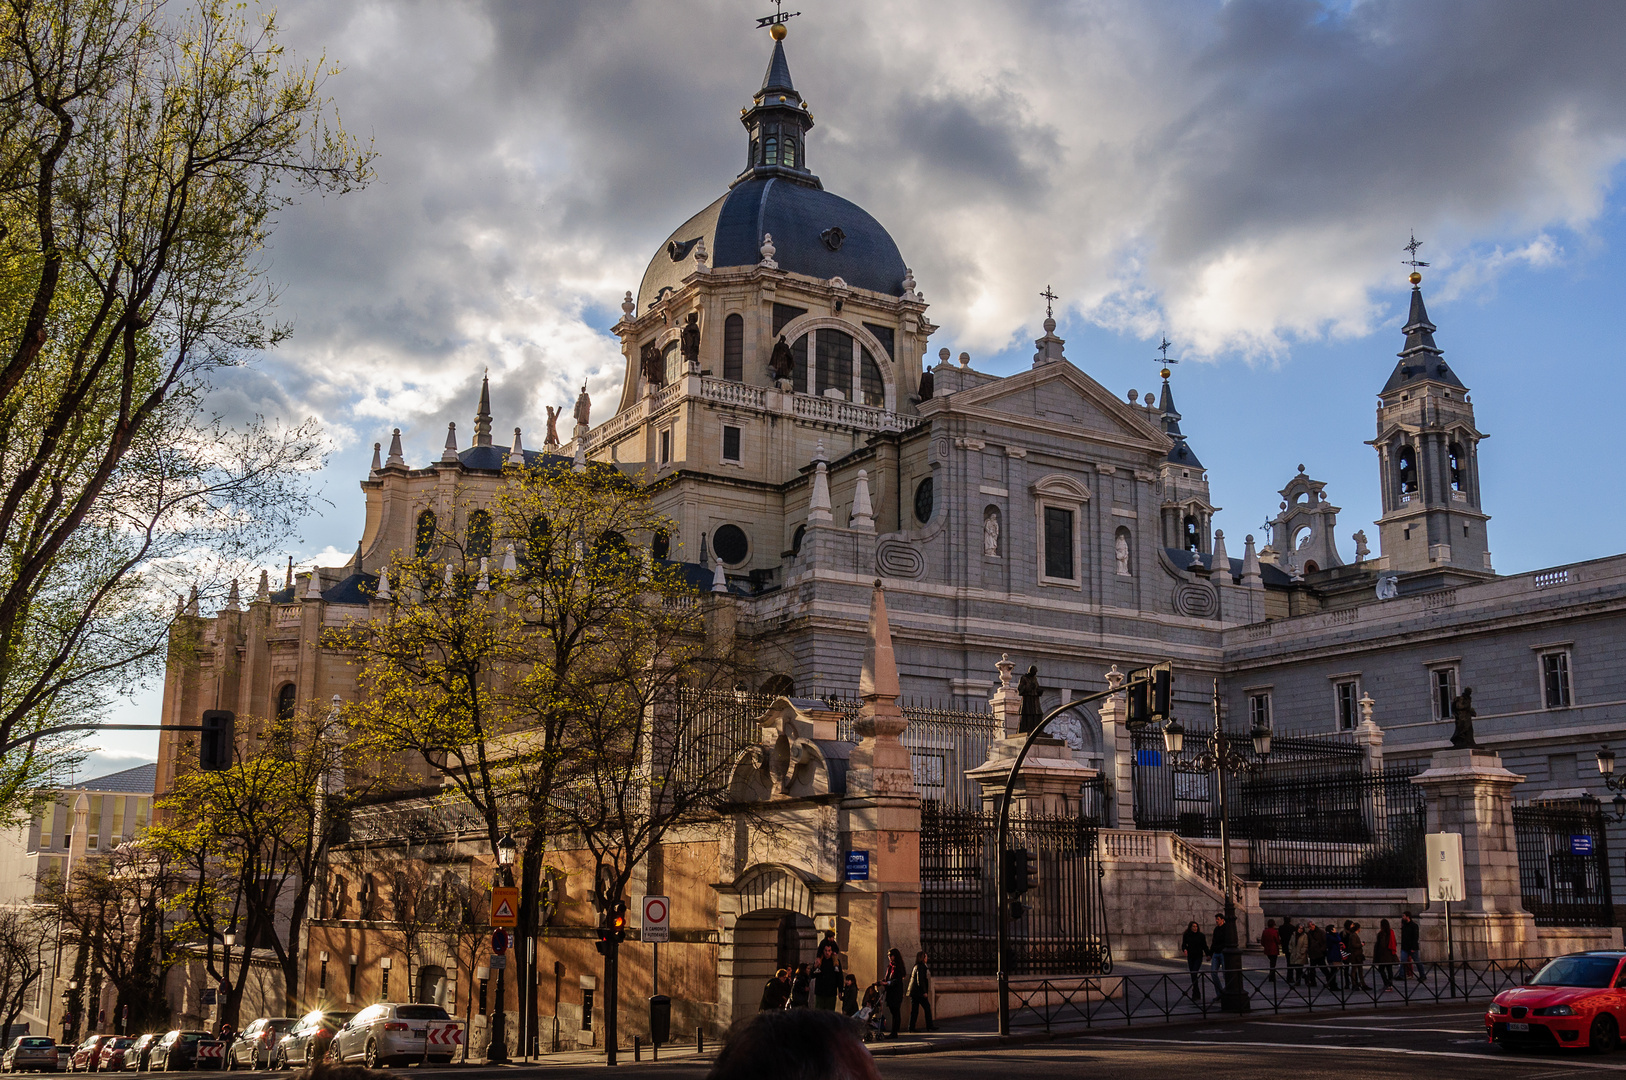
736 10 819 190
473 371 493 447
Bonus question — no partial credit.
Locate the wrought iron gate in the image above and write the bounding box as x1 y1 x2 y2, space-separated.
919 803 1110 977
1513 798 1613 927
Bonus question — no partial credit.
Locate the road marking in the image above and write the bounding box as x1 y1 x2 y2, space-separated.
1251 1021 1483 1035
1081 1035 1626 1072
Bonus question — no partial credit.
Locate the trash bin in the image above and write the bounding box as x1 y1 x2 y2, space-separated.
648 995 671 1045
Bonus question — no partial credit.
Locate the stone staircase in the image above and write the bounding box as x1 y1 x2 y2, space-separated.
1099 829 1264 960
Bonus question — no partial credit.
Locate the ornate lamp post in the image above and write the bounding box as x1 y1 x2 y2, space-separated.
221 931 236 1033
1162 679 1271 1012
1593 747 1626 821
486 832 517 1064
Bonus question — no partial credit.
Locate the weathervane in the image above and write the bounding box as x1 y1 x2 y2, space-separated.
1403 232 1429 283
1155 335 1178 378
1040 285 1058 320
757 0 800 37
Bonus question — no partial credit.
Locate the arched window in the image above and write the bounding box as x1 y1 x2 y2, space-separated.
1183 515 1200 553
1397 445 1418 495
662 340 679 383
723 314 744 381
790 524 806 556
782 136 796 168
275 683 297 723
748 139 758 168
651 529 670 561
860 348 884 407
1448 442 1465 491
467 510 492 558
415 510 437 558
764 134 778 166
814 329 854 398
791 334 809 393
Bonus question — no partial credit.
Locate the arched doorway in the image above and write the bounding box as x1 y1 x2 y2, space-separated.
717 865 825 1023
417 965 447 1007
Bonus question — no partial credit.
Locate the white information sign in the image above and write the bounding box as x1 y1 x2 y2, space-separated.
1426 832 1465 902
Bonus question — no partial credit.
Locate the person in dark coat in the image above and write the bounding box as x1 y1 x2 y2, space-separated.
1324 922 1344 990
1181 920 1209 1002
1209 912 1234 998
840 974 860 1017
1345 921 1368 991
1306 921 1328 986
813 940 843 1010
790 963 812 1008
883 949 906 1038
760 968 792 1011
1374 918 1398 990
1260 919 1281 984
1399 911 1422 981
907 951 937 1032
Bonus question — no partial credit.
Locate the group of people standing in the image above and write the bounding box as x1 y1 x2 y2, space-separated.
1182 910 1425 1000
759 935 939 1037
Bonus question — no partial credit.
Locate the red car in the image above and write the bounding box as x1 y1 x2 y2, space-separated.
66 1037 112 1073
1488 951 1626 1051
92 1041 132 1073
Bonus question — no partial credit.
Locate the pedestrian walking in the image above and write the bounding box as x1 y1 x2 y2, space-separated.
1399 911 1422 982
907 951 937 1032
1306 920 1328 988
1346 921 1368 991
1260 919 1281 984
1320 923 1346 988
790 963 812 1008
1287 920 1309 987
760 968 792 1011
1374 918 1398 991
813 940 843 1010
883 948 905 1039
1181 920 1209 1002
840 974 860 1017
1208 912 1230 999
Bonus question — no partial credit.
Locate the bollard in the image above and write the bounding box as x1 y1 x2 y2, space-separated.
697 1026 705 1054
633 1037 641 1062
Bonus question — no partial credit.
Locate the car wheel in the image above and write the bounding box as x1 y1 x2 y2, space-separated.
362 1043 379 1070
1591 1014 1620 1054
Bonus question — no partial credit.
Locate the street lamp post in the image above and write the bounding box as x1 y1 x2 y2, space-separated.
221 932 236 1034
486 832 517 1064
1162 679 1271 1013
1593 747 1626 821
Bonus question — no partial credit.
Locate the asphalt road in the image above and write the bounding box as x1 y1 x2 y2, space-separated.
103 1007 1626 1076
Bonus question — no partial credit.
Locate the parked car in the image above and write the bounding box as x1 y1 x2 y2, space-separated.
224 1020 294 1071
1488 951 1626 1051
327 1004 453 1069
269 1013 353 1071
67 1037 112 1073
147 1032 220 1072
122 1036 158 1073
2 1036 59 1072
53 1046 73 1072
93 1042 132 1073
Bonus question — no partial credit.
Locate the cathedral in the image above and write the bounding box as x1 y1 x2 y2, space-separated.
149 20 1626 1048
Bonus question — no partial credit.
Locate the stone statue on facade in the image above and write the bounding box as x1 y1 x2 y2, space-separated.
640 341 665 389
983 508 1000 557
1353 529 1370 562
1115 533 1131 576
1017 665 1043 734
572 385 591 435
680 311 701 372
1449 686 1478 749
918 367 934 401
544 406 561 447
769 335 795 384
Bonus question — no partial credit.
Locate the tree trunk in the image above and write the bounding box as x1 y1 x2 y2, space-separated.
517 838 544 1059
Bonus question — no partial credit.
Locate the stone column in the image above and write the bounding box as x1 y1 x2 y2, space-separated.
1096 666 1135 830
989 654 1021 737
1354 695 1384 773
1409 748 1537 960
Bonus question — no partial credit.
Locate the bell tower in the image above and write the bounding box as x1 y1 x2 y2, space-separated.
1370 253 1492 577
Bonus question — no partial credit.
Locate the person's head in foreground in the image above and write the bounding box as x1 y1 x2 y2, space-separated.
707 1008 881 1080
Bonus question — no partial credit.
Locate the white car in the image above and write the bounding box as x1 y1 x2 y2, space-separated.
326 1005 453 1068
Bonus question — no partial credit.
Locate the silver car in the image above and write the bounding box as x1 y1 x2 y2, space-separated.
327 1004 453 1068
2 1038 59 1073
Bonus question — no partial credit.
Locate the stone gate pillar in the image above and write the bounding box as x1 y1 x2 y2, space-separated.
1096 666 1135 830
965 656 1095 818
1410 747 1537 960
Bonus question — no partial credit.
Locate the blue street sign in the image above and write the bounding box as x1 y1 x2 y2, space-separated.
1571 835 1595 855
845 850 870 881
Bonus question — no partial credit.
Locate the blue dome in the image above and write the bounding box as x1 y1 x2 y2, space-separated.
637 176 908 312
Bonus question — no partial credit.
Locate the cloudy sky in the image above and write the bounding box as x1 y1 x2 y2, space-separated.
88 0 1626 772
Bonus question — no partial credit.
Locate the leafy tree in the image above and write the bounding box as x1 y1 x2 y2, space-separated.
150 703 378 1022
0 0 370 806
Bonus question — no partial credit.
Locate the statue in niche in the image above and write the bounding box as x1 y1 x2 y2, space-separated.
640 341 665 389
769 335 795 384
983 507 1000 557
1449 687 1478 749
573 385 591 432
680 311 701 371
1017 665 1043 734
1115 533 1131 576
544 406 561 447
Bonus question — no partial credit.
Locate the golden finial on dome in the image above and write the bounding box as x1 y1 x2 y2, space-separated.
1161 367 1171 380
1409 271 1422 286
770 21 787 40
757 1 798 40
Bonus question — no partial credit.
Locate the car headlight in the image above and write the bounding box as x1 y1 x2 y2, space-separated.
1490 1004 1509 1015
1534 1005 1576 1016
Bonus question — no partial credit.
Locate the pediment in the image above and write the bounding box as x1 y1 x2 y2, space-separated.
936 362 1170 450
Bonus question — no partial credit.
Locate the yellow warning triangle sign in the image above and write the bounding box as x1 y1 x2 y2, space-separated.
494 899 514 919
490 886 519 927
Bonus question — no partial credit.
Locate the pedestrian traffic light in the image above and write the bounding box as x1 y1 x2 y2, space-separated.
1127 663 1173 725
200 710 235 771
1002 848 1034 899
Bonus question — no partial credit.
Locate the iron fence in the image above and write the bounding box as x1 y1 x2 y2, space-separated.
1005 954 1553 1031
920 804 1110 977
1513 798 1614 927
1242 765 1427 889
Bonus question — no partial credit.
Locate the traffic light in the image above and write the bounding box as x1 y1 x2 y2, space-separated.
611 900 627 944
199 710 235 771
1003 848 1034 898
1127 663 1172 725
